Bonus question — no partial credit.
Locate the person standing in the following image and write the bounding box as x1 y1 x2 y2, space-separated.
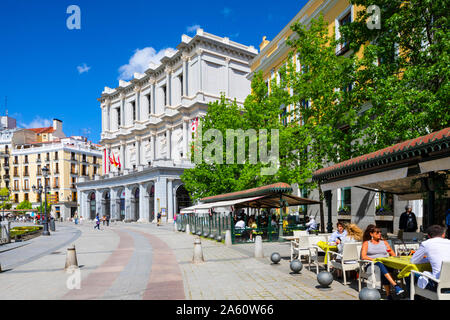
94 214 101 230
399 205 418 232
106 214 110 227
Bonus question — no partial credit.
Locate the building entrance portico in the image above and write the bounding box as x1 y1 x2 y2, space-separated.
77 166 191 224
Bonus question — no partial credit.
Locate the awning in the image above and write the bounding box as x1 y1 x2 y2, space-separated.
181 193 320 214
180 196 265 214
320 167 408 192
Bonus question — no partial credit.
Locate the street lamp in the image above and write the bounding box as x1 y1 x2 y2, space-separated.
41 166 50 235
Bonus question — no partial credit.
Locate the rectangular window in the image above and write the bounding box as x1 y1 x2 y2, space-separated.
147 94 152 114
179 75 183 96
117 107 121 127
14 180 19 191
54 152 58 160
132 101 136 121
162 85 167 106
24 179 29 190
24 193 29 201
338 187 352 214
336 8 352 56
24 155 28 164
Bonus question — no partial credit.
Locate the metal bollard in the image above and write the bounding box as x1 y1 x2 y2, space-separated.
65 244 79 273
192 237 204 263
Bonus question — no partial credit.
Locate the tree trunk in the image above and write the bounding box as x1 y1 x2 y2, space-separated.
318 183 325 233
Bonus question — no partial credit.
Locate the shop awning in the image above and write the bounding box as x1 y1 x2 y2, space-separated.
312 127 450 198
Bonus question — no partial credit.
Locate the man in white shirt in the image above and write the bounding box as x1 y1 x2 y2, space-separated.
410 225 450 291
305 216 317 233
329 222 348 244
235 218 245 229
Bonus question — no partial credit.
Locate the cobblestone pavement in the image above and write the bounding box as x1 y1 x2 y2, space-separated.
0 221 359 300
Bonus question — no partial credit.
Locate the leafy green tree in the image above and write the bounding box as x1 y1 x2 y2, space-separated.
0 187 11 211
17 200 32 210
340 0 450 152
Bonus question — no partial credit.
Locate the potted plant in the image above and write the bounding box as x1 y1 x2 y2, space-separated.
376 204 393 215
338 206 350 215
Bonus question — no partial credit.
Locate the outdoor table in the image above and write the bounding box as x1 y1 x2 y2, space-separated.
316 241 338 265
281 236 298 241
374 256 432 279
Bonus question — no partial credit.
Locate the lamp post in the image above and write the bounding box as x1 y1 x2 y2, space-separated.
41 166 50 235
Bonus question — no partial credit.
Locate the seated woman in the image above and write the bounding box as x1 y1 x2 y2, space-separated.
361 224 404 299
337 223 363 253
248 217 258 242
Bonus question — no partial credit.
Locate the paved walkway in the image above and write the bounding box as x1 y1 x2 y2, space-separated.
0 221 359 300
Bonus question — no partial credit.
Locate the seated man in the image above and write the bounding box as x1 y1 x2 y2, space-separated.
305 216 317 233
235 217 245 230
329 222 348 244
410 224 450 292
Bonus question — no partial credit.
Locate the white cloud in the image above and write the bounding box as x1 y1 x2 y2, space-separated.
187 24 201 33
118 47 176 80
77 63 91 74
19 116 52 129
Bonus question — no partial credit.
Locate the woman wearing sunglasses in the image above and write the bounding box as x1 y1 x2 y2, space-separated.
361 224 404 299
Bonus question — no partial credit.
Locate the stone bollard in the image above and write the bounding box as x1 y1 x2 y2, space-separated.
254 235 264 258
65 244 79 273
225 230 232 247
192 237 204 263
186 224 190 234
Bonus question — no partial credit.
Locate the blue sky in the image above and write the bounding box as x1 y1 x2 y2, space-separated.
0 0 308 143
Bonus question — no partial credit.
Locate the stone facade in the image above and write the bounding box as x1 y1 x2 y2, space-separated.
76 29 258 223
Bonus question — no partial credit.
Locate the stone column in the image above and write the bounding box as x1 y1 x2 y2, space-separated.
120 93 125 127
151 133 156 160
139 183 148 222
165 67 172 106
135 136 141 166
95 190 102 217
110 189 117 221
167 127 172 160
125 185 132 222
182 117 189 160
198 49 203 95
182 55 189 97
134 86 141 122
106 99 111 132
167 178 174 223
150 79 156 115
225 57 231 98
120 141 126 170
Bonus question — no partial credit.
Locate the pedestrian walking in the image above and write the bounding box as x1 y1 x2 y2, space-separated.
94 214 101 230
102 215 106 226
74 213 78 225
157 212 161 226
106 214 110 226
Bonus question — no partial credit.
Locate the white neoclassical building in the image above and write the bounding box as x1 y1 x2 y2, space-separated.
76 29 258 223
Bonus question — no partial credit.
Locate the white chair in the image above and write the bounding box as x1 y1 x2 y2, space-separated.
290 236 318 273
358 259 382 291
293 230 308 238
327 243 360 285
410 261 450 300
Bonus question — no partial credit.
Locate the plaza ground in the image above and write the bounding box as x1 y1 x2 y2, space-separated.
0 221 359 300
